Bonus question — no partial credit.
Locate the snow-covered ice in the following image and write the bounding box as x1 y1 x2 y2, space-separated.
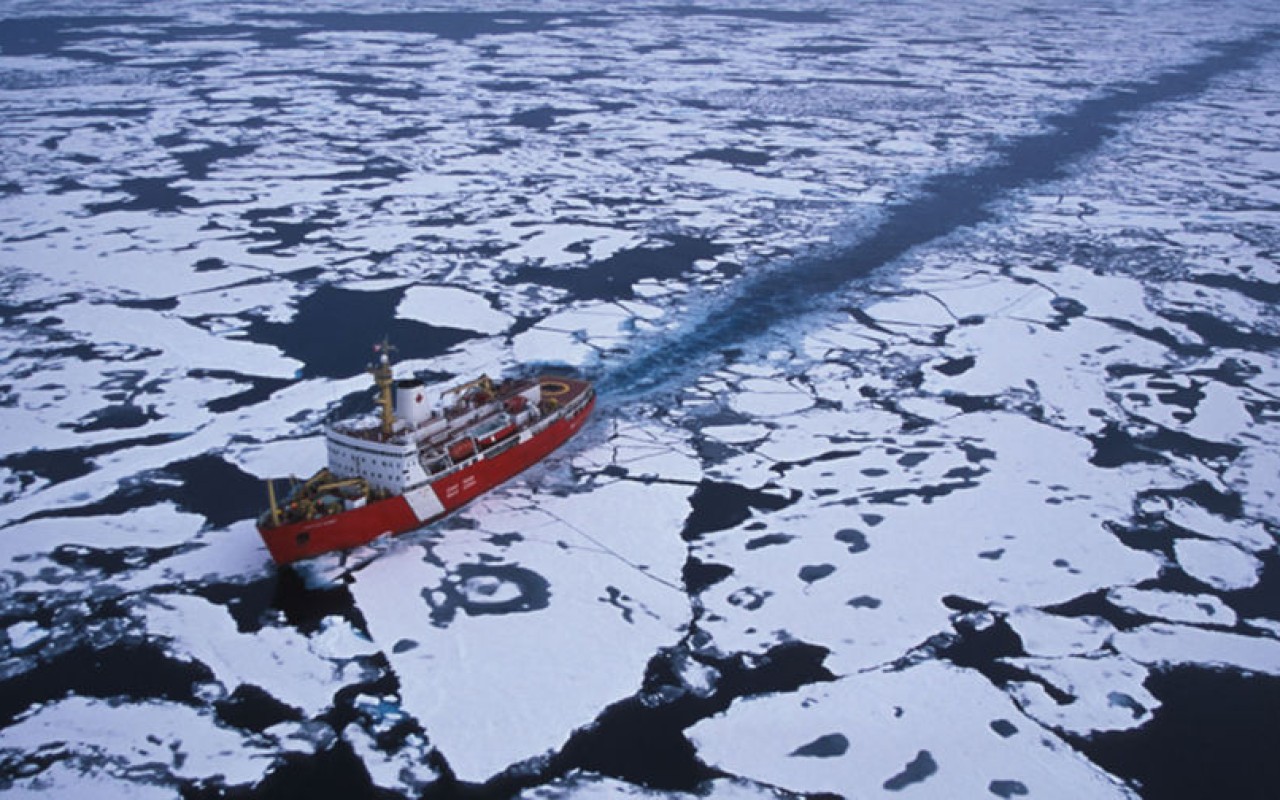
139 593 376 717
397 285 515 335
349 424 694 782
1173 538 1263 592
0 697 279 789
688 661 1136 798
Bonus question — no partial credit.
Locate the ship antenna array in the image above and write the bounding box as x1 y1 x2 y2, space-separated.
371 339 397 437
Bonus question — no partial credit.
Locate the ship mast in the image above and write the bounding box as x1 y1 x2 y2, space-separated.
266 478 282 528
371 339 396 438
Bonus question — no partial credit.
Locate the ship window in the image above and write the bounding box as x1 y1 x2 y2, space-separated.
296 532 310 546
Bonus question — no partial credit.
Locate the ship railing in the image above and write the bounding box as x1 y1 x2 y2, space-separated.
330 379 540 444
400 387 590 489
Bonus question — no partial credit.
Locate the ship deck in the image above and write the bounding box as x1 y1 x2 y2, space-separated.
330 375 589 447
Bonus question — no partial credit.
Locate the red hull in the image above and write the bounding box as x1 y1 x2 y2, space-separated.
260 392 594 564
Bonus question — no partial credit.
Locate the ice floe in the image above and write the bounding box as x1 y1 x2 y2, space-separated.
0 762 176 800
687 660 1136 798
1005 654 1159 736
512 300 665 367
347 423 695 783
138 593 377 716
1107 586 1238 628
1004 605 1115 658
688 409 1165 676
517 773 787 799
1113 623 1280 676
1173 538 1263 592
0 697 278 790
397 285 515 335
3 621 48 654
342 723 439 795
727 377 815 418
0 504 208 589
1223 446 1280 528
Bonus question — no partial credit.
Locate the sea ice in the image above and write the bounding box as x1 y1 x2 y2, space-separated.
225 436 327 482
862 293 956 329
1164 500 1274 554
1223 446 1280 528
348 429 694 783
138 593 375 717
1114 623 1280 675
511 302 646 366
917 269 1057 322
687 660 1136 798
1003 606 1115 658
0 696 278 790
517 773 787 799
342 724 439 795
1005 655 1158 735
702 424 772 446
501 224 642 267
3 621 48 653
923 312 1170 434
690 410 1163 676
1173 538 1262 592
41 301 301 379
0 504 208 588
1107 587 1238 628
0 762 175 800
727 378 815 418
397 285 515 335
573 418 704 484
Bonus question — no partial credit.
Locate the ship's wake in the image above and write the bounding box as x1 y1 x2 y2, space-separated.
598 29 1279 404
